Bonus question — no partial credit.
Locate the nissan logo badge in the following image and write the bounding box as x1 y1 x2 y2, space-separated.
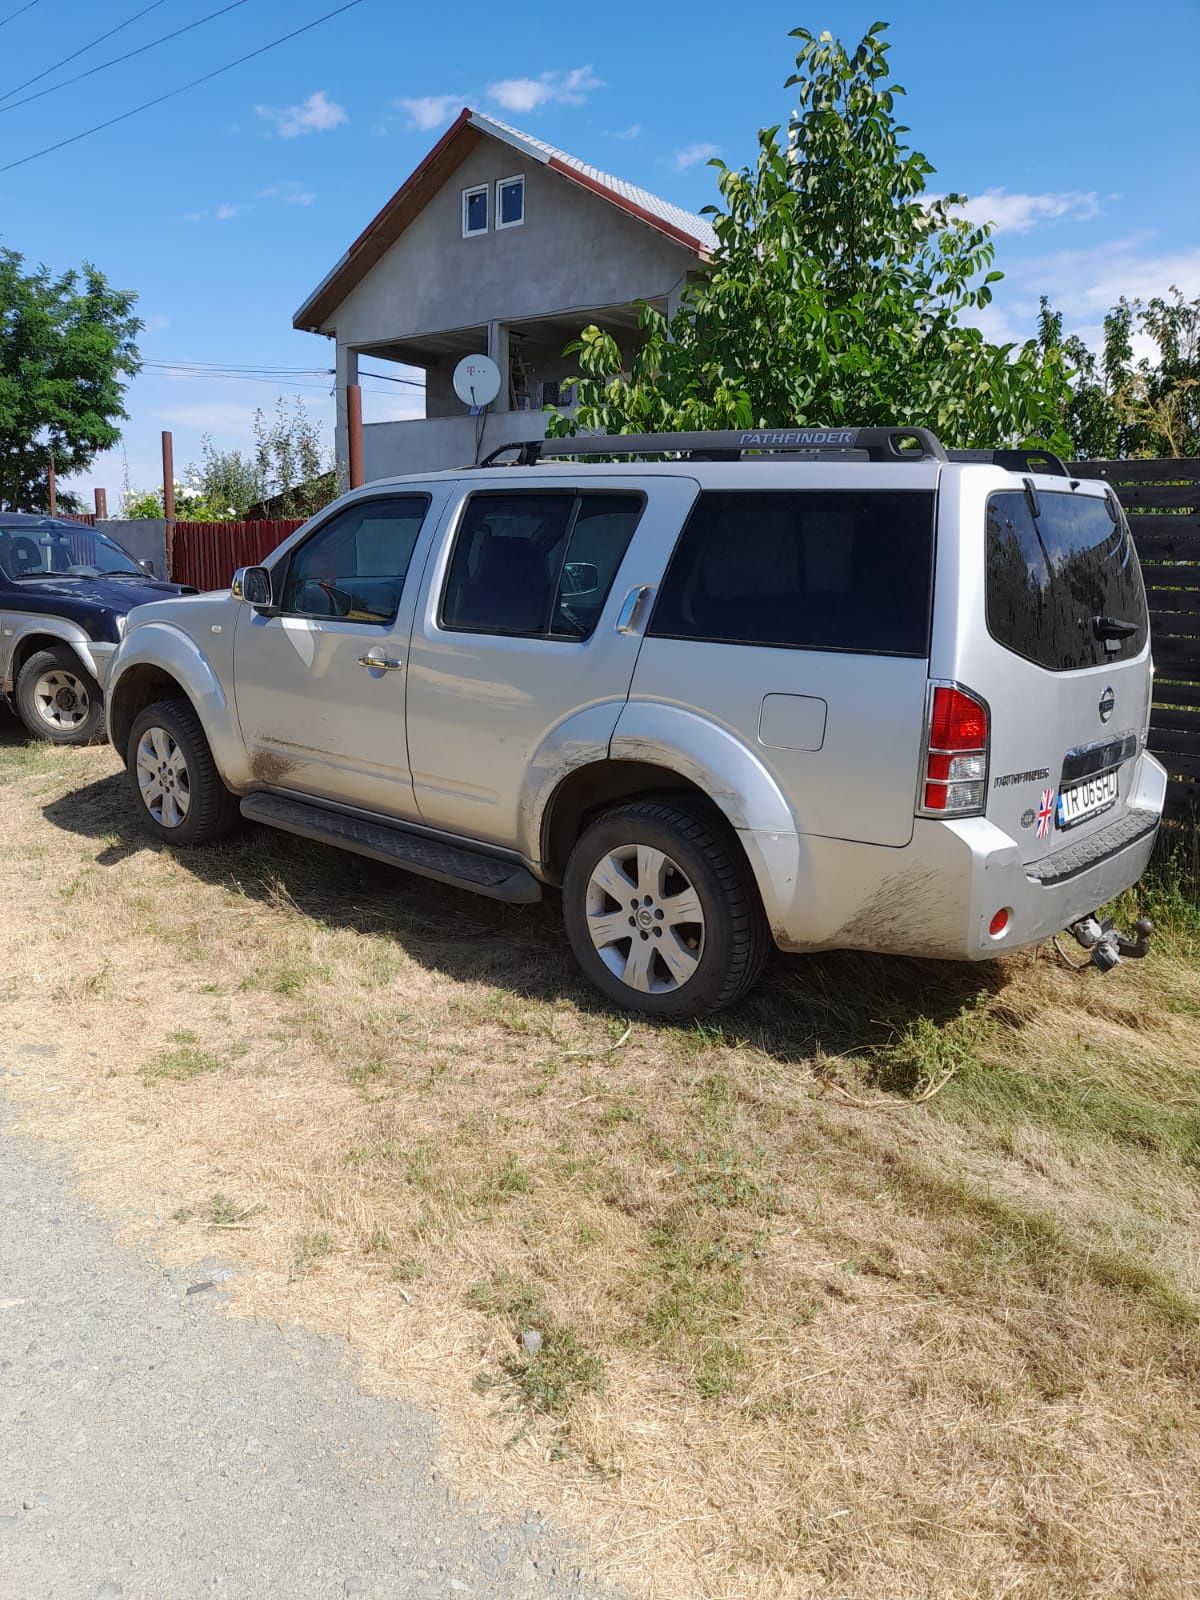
1099 686 1115 723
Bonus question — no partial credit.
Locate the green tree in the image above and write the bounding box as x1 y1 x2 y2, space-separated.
122 401 336 521
252 397 334 518
1039 287 1199 458
0 246 141 510
550 22 1072 451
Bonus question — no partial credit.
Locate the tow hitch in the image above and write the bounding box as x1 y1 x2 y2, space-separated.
1065 913 1155 972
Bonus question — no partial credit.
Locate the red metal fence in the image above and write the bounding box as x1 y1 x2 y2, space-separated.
172 519 304 590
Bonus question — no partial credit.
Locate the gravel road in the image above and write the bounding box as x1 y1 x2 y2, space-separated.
0 1118 611 1600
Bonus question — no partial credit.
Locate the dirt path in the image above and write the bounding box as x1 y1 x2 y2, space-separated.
0 1113 605 1600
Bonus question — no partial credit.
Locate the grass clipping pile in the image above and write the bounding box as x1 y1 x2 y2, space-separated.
3 733 1199 1600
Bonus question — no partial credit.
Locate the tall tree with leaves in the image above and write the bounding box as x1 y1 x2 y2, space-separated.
1039 286 1199 458
551 22 1072 450
0 246 141 510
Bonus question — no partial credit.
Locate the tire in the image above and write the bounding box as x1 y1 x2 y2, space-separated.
562 798 770 1019
14 645 104 745
125 698 240 846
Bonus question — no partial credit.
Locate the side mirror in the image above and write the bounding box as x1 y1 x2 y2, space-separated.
232 565 272 607
139 558 156 576
561 560 600 597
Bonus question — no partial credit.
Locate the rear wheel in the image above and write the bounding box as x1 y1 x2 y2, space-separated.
562 799 769 1019
126 698 240 846
14 646 104 745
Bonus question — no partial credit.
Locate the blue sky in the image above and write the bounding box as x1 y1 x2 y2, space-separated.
1 0 1197 505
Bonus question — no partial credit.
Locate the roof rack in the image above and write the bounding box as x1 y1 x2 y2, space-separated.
479 426 949 468
946 447 1069 476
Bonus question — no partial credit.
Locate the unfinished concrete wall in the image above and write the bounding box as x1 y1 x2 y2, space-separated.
329 144 695 351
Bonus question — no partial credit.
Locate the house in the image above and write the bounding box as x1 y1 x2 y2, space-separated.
293 108 716 479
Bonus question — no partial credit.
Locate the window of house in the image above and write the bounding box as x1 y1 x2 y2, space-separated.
496 174 525 229
648 489 936 657
440 490 644 639
279 495 431 624
462 184 488 236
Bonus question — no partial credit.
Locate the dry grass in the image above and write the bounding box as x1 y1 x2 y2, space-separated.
2 720 1199 1600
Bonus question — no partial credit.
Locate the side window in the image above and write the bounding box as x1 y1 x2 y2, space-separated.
462 184 488 236
649 489 936 657
279 496 430 624
496 174 524 228
440 491 644 640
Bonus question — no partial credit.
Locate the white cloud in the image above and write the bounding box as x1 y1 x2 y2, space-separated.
396 93 463 131
671 141 719 171
1019 236 1200 318
254 89 347 139
257 181 316 206
215 203 239 221
939 187 1101 235
487 64 603 114
959 236 1200 355
609 122 641 140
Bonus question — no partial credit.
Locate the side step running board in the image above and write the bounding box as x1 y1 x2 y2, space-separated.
240 792 542 904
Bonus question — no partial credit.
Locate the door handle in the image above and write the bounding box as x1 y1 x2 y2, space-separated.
615 585 653 635
357 651 404 671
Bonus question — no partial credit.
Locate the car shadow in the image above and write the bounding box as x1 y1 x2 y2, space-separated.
41 770 1009 1074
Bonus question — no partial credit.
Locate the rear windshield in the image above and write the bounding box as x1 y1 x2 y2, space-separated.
985 489 1148 671
648 489 936 656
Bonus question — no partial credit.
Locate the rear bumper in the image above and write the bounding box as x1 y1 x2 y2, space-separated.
742 752 1167 959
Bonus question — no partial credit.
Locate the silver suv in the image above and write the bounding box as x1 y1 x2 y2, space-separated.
105 427 1166 1017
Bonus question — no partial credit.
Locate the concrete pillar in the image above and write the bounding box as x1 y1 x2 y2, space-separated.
335 343 359 476
487 321 510 411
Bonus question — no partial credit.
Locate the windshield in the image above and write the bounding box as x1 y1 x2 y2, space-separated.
0 523 142 581
984 489 1149 671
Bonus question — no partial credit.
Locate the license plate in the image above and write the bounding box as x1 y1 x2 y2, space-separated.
1057 770 1118 829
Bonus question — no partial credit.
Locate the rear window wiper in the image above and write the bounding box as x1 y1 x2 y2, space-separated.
1093 614 1140 640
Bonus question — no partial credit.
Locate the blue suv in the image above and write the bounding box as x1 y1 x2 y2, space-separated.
0 514 192 745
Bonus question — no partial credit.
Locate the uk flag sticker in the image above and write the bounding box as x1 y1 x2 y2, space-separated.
1036 787 1056 839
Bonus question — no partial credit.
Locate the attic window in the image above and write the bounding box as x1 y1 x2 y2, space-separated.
496 174 525 229
462 184 488 237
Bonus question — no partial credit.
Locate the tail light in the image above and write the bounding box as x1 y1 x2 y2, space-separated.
919 683 989 816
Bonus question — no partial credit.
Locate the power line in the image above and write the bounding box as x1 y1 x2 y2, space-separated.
1 0 262 115
0 0 365 176
143 358 426 392
0 0 169 103
0 1 39 33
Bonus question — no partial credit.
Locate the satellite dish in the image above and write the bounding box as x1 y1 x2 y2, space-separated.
453 353 502 410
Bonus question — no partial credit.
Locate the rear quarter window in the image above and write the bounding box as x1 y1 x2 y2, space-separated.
648 489 936 656
985 489 1149 671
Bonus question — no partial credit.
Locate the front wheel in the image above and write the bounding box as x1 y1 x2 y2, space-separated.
126 698 240 846
562 799 769 1019
14 646 104 745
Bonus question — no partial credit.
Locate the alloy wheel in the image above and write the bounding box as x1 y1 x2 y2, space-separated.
135 725 193 830
584 843 705 995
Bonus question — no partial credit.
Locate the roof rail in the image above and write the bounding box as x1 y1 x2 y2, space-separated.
479 426 949 468
946 447 1069 477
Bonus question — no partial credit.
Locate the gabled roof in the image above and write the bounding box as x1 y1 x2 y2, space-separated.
293 107 717 334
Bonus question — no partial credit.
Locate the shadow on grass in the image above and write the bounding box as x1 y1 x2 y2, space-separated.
42 767 1010 1071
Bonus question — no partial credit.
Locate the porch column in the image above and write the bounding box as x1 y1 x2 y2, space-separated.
335 343 359 481
487 320 510 411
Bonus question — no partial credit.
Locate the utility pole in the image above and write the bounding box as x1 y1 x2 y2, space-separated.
162 430 175 577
